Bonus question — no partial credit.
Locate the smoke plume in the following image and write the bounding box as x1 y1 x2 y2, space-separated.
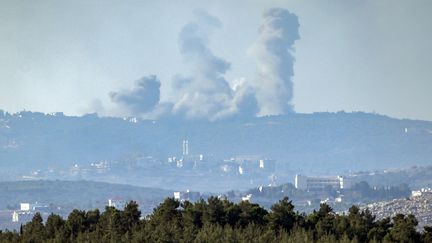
110 75 161 116
171 11 257 120
250 8 300 116
106 8 299 120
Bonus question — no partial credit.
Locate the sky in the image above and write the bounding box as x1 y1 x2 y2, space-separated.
1 0 432 120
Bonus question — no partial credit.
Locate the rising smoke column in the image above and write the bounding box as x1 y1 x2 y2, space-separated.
170 11 259 120
171 11 237 120
110 75 161 116
250 8 300 116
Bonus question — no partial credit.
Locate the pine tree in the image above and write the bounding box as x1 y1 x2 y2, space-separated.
45 213 65 240
22 212 46 242
266 197 297 232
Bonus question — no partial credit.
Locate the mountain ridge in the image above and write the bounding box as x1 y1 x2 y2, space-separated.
1 110 431 179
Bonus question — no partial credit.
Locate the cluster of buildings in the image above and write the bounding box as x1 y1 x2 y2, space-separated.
167 140 205 169
167 140 277 178
220 156 276 176
70 160 111 176
9 198 133 225
11 202 49 223
411 187 432 197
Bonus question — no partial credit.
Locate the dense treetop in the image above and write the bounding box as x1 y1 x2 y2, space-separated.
1 197 431 243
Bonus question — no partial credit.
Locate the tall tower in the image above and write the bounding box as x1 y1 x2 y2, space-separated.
182 140 189 156
182 140 186 156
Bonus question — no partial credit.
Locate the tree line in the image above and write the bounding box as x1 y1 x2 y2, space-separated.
0 197 431 243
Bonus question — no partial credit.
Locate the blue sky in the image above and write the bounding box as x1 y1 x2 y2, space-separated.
1 0 431 120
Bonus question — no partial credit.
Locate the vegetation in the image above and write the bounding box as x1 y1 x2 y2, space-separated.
0 180 170 212
1 197 431 242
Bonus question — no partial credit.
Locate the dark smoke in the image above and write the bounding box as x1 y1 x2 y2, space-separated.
110 75 161 116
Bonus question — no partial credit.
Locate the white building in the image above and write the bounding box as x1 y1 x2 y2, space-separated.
12 211 19 222
295 174 352 190
259 160 265 168
108 198 125 210
242 194 252 202
20 203 30 211
173 192 181 200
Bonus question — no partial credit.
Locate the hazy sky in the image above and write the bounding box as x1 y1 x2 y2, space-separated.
1 0 432 120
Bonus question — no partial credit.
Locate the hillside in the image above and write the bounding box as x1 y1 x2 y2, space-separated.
1 111 432 191
364 192 432 230
0 180 171 214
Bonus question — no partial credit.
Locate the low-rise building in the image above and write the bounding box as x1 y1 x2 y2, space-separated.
295 174 352 190
173 190 201 202
20 203 30 211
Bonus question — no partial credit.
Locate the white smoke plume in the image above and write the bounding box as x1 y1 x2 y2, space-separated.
170 11 258 120
250 8 300 116
106 8 299 120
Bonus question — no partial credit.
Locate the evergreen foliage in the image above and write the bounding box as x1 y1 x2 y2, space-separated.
0 197 430 242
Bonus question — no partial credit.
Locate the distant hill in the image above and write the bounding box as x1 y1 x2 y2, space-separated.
0 180 171 213
1 111 432 190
